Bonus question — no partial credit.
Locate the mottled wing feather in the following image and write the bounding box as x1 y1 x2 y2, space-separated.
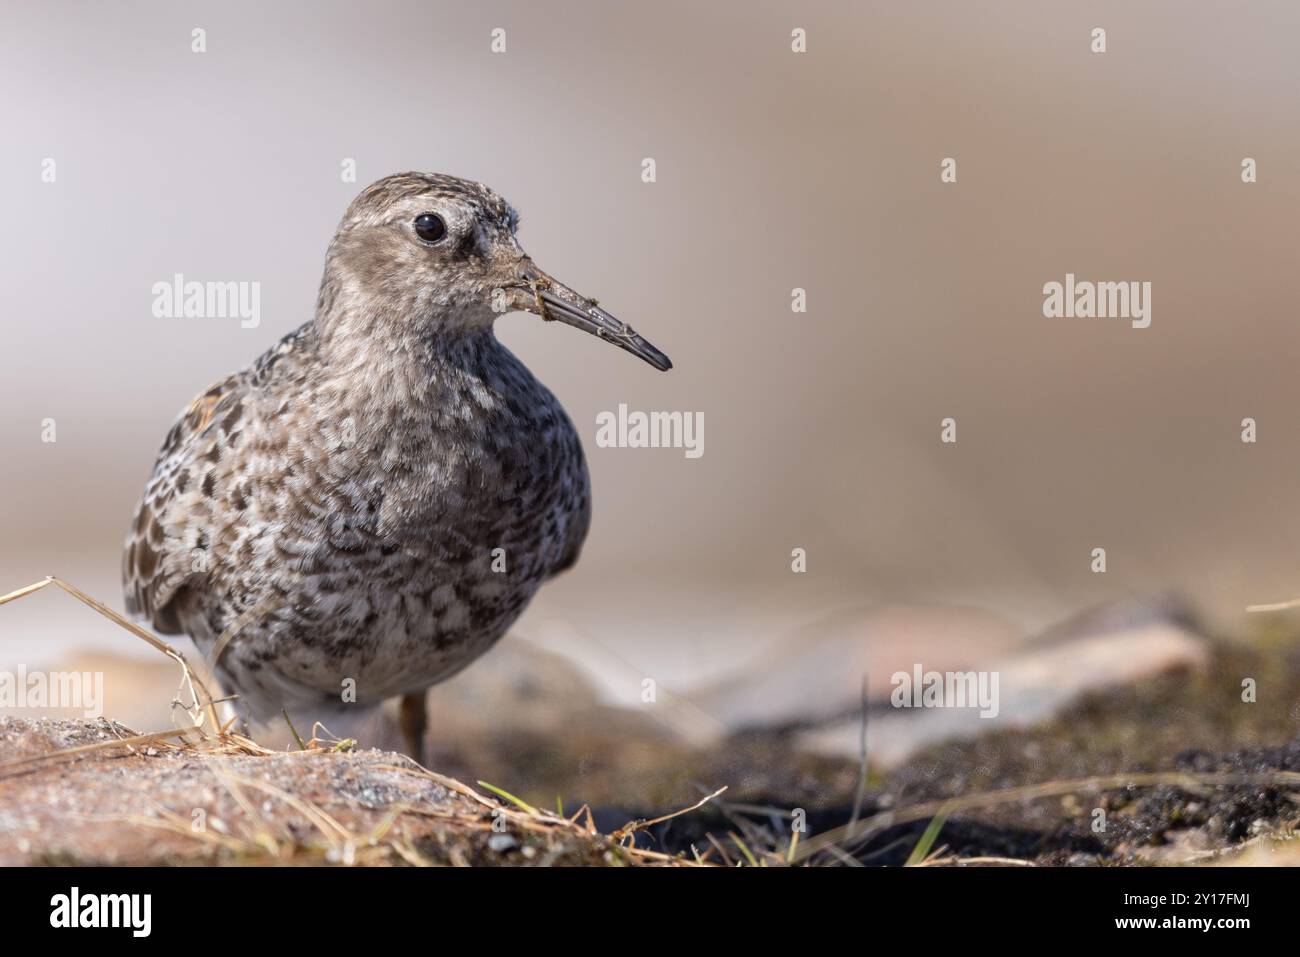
122 373 250 633
123 324 313 633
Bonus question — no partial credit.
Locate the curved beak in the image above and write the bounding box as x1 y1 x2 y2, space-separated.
506 260 672 372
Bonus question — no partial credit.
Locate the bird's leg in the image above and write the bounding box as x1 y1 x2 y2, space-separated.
398 690 429 766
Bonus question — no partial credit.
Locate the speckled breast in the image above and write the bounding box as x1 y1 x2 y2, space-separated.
203 348 591 718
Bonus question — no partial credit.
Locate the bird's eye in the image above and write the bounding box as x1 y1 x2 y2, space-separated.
413 213 446 243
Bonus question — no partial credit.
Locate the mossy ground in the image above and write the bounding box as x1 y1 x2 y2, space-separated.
542 636 1300 865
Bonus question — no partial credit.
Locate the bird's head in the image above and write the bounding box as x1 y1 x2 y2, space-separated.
316 171 671 371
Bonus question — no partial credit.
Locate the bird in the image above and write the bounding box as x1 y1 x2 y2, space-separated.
122 171 671 762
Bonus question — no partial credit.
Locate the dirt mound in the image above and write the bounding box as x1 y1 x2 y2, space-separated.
0 717 693 866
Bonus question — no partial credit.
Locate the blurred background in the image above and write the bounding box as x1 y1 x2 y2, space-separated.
2 2 1299 798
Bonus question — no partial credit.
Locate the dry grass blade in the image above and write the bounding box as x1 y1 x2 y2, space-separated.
918 854 1036 867
822 843 865 867
389 841 435 867
0 576 221 731
0 580 53 604
212 765 355 848
705 832 734 866
210 767 283 856
376 763 501 811
95 809 257 856
612 785 728 842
